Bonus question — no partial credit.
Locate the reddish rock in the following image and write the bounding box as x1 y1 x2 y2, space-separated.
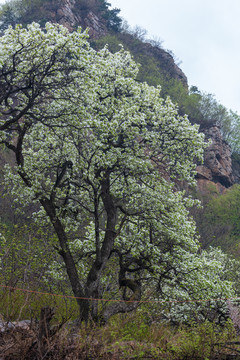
196 165 212 181
84 11 109 38
197 179 227 196
37 0 108 37
196 125 233 190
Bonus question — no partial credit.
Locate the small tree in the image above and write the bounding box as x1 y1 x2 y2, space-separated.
0 4 18 30
0 23 235 323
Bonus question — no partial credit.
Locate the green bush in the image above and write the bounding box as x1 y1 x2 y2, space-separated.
197 185 240 253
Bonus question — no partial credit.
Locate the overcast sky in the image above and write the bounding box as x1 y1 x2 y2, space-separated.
0 0 239 113
109 0 240 114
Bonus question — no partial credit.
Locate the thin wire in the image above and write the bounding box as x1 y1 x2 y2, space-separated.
0 284 240 304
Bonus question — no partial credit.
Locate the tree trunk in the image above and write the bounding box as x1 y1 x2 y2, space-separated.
40 198 90 322
102 278 141 324
85 174 118 321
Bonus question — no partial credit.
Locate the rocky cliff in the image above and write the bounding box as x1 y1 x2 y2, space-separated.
43 0 109 38
23 0 109 38
196 125 234 193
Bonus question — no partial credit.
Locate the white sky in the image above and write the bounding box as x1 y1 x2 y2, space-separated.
0 0 239 113
109 0 240 114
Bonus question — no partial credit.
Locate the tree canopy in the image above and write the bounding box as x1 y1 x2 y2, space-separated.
0 22 237 323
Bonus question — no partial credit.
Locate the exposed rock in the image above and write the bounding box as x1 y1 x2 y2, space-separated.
196 165 212 181
37 0 108 37
196 125 234 189
0 320 31 332
56 0 80 31
84 11 108 38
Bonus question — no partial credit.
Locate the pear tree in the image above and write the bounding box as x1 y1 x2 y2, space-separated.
0 23 236 323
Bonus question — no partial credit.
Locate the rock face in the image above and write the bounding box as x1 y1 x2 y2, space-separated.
196 125 234 191
39 0 108 38
84 11 108 38
54 0 80 31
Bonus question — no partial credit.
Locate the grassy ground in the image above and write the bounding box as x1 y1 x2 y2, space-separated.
1 290 240 359
1 311 240 359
